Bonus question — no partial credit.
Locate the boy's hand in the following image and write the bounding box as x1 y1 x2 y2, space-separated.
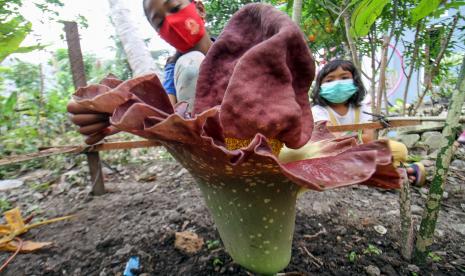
67 100 120 145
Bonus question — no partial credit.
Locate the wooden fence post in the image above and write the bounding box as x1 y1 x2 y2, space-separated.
63 21 105 196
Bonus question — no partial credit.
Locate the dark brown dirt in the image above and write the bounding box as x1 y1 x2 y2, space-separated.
1 148 465 276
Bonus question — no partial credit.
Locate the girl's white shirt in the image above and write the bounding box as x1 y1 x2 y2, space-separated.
311 104 372 125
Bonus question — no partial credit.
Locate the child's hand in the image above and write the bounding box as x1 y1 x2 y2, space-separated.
67 100 120 145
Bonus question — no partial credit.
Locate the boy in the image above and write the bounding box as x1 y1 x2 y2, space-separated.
68 0 212 144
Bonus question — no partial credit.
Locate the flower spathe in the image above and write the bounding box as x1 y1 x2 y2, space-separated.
71 4 400 274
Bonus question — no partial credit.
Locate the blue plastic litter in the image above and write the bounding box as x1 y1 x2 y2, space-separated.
123 256 140 276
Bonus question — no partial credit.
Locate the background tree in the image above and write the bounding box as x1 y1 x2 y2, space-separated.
291 0 302 24
108 0 160 77
205 0 262 36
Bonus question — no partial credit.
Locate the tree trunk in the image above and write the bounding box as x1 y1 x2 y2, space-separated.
108 0 161 77
292 0 303 25
38 63 45 140
342 12 360 70
414 55 465 264
376 35 390 114
412 15 459 115
369 30 377 114
402 22 422 115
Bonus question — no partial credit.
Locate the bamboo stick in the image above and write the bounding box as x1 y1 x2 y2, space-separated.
0 140 161 166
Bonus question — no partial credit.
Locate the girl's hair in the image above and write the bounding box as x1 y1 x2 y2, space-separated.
311 59 366 107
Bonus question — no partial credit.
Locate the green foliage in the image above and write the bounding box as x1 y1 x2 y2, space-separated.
407 155 423 163
0 17 33 63
212 257 223 266
428 252 442 262
205 0 262 36
1 126 40 155
363 244 382 255
0 48 127 158
434 54 465 99
206 239 221 250
0 91 18 131
411 0 442 24
30 181 51 192
348 251 358 262
350 0 390 37
268 0 350 60
105 35 133 81
0 0 63 63
0 198 12 213
388 98 404 114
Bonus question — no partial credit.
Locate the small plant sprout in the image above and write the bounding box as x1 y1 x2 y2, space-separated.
70 4 401 274
428 252 442 262
363 244 383 256
348 251 358 263
0 199 12 213
212 257 223 267
206 239 221 250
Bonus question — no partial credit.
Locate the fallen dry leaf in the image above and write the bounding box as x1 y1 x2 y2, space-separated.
0 207 74 253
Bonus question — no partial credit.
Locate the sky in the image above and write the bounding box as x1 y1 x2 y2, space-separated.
15 0 172 64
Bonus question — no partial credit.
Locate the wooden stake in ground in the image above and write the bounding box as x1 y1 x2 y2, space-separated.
414 55 465 263
63 21 105 196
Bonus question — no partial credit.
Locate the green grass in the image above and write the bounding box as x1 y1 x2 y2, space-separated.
0 198 12 213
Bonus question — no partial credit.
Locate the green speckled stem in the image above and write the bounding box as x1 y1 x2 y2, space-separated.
196 177 299 274
414 56 465 264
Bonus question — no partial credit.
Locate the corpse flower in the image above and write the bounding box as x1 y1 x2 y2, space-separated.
71 4 400 274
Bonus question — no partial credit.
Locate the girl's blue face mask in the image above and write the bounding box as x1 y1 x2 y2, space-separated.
319 79 358 104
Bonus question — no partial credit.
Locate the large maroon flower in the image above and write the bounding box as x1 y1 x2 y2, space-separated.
71 4 400 274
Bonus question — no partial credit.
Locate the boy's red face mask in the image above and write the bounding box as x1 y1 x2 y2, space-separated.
159 2 206 53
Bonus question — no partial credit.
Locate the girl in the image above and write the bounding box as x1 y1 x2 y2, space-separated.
311 59 374 143
311 59 425 186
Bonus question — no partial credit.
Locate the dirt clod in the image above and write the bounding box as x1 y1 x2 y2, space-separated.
175 231 204 254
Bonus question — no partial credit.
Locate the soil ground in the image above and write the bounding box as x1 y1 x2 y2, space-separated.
1 146 465 276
